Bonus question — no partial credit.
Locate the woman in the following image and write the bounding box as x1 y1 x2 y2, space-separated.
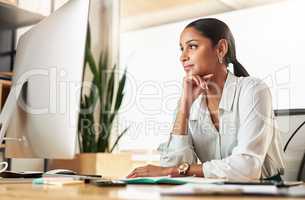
127 18 285 181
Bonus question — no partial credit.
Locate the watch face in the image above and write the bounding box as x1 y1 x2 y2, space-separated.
179 163 188 171
178 163 189 175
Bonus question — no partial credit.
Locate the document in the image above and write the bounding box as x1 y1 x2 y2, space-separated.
161 183 242 195
161 183 305 197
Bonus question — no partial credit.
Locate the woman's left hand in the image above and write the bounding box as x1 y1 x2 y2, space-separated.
127 164 175 178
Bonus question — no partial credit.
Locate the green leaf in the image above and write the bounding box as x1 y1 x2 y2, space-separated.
97 123 110 152
110 127 129 153
106 67 115 112
98 53 108 112
86 24 91 49
108 113 116 128
86 49 99 84
114 69 127 111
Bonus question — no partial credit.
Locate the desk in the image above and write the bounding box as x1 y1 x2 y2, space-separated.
0 183 304 200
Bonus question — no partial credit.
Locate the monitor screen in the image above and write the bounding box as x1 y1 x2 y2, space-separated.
0 0 89 159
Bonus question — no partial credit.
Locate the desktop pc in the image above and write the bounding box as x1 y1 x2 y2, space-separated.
0 0 89 172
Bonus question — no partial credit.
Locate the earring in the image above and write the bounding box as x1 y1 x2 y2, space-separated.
218 56 223 64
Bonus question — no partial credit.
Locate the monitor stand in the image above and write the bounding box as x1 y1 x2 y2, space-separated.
0 81 28 144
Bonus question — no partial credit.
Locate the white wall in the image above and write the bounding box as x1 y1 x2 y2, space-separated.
118 0 305 150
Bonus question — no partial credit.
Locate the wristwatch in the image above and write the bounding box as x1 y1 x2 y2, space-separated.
177 162 190 176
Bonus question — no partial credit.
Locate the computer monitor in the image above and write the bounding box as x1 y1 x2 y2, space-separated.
0 0 89 159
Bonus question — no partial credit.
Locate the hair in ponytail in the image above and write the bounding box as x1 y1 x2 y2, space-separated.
232 60 249 77
185 18 249 77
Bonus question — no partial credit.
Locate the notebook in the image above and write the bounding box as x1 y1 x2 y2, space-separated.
120 176 226 185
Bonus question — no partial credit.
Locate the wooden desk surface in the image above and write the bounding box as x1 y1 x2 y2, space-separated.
0 183 304 200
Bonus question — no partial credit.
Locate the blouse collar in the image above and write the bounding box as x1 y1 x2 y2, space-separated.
219 71 238 112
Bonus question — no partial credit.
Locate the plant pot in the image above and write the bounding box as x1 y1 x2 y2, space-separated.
48 152 132 178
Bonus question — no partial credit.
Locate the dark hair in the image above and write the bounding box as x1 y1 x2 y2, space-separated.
185 18 249 77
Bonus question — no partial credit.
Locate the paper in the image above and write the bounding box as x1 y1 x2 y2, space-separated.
161 183 305 197
288 185 305 197
161 183 242 195
237 185 278 195
121 176 226 185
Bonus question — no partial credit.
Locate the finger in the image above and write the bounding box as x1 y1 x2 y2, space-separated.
131 166 152 177
194 75 206 90
202 74 214 81
128 172 138 178
127 172 137 178
127 170 136 178
191 76 201 87
130 171 147 178
127 172 134 178
199 74 214 90
126 167 140 178
199 80 208 90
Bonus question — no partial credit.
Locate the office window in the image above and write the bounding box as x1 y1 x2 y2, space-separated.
119 0 305 150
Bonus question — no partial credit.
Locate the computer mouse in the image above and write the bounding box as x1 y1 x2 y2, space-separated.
45 169 77 175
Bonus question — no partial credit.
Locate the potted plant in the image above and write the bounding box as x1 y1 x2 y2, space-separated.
48 27 131 178
78 26 128 153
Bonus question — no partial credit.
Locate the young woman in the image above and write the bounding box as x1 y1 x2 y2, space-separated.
127 18 285 181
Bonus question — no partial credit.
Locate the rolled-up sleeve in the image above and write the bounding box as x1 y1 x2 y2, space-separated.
158 134 197 167
202 81 274 181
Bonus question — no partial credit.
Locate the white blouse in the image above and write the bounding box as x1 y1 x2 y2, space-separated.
158 71 285 181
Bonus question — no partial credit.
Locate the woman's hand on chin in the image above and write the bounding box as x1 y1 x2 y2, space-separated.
126 164 177 178
182 73 214 105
